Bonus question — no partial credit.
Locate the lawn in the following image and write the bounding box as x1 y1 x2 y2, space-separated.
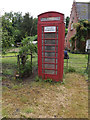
2 51 88 118
2 73 88 118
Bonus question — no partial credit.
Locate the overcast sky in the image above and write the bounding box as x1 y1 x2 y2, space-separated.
0 0 89 18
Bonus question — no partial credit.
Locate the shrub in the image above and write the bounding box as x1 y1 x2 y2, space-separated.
18 35 37 78
19 61 32 78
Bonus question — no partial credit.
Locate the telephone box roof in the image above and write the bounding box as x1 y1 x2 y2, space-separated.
38 11 64 17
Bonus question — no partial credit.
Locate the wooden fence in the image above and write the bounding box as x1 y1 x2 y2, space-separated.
2 53 35 78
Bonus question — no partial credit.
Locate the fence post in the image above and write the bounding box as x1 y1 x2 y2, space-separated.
66 57 68 69
17 55 20 77
31 52 32 73
88 53 90 80
88 51 90 119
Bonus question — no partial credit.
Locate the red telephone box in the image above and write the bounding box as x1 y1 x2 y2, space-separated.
38 11 65 82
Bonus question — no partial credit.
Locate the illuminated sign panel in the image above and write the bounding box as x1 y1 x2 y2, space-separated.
44 26 56 32
41 17 60 21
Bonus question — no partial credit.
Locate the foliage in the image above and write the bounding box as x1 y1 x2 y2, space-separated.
65 17 70 36
2 12 23 48
65 16 70 28
19 35 37 56
19 61 32 78
2 12 38 52
44 78 53 83
65 29 68 36
71 20 90 52
70 35 76 51
35 76 42 82
21 13 37 36
19 35 37 78
2 13 15 50
35 76 53 83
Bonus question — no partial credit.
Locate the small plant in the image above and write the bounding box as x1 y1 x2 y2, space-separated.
24 108 34 114
12 84 23 90
61 79 65 84
19 61 32 78
35 76 42 82
44 78 53 83
68 66 76 72
35 76 40 82
18 35 37 78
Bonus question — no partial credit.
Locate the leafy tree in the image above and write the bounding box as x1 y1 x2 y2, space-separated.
2 13 15 50
2 11 38 52
31 18 38 36
12 12 23 44
21 13 37 37
21 13 33 37
65 16 70 28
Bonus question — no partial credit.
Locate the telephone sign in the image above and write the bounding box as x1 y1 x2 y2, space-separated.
44 26 56 32
38 11 65 82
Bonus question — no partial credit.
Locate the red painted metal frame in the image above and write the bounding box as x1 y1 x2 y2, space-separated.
38 11 65 82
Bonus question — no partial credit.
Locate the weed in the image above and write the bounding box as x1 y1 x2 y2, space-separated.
61 79 65 84
35 76 42 82
2 109 9 118
12 83 23 90
20 96 28 103
44 78 53 83
35 76 40 82
24 108 34 114
20 113 27 118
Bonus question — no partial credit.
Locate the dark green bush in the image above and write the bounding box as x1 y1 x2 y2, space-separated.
19 61 32 78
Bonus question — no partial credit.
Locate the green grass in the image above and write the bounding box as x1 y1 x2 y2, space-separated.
2 53 17 65
2 52 18 56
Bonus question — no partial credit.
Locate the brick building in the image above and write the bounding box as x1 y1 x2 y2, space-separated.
65 0 90 51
